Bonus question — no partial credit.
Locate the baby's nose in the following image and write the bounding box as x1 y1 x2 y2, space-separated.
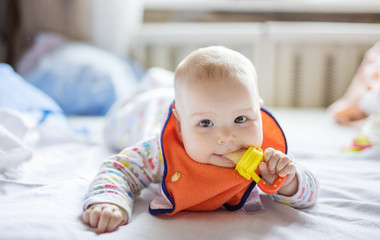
216 128 236 145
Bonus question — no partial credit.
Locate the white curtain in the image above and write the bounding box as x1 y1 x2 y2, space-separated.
90 0 144 56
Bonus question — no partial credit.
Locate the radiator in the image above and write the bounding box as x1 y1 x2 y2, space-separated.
131 22 380 108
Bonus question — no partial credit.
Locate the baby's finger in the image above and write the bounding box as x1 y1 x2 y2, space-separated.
82 209 91 224
279 162 296 178
266 151 282 173
258 161 268 176
276 157 292 174
107 210 124 232
89 205 102 228
97 208 112 234
259 162 274 183
263 148 274 162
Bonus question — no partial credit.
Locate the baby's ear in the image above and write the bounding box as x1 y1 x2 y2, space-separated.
259 98 264 107
173 109 183 142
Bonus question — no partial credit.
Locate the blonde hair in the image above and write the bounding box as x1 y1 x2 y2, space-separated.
174 46 260 114
175 46 257 84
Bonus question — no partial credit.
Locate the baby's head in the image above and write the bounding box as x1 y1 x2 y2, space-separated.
173 46 263 168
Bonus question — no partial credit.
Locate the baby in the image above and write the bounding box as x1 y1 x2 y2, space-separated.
329 42 380 152
82 46 319 233
329 41 380 126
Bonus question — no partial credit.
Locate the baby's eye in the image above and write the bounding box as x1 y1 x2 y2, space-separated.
235 116 247 124
199 119 214 127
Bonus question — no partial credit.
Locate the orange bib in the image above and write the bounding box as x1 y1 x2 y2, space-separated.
149 102 287 215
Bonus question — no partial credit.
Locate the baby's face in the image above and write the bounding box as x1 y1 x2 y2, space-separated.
175 76 263 168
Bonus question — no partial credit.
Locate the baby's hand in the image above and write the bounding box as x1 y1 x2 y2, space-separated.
82 203 128 234
258 148 298 196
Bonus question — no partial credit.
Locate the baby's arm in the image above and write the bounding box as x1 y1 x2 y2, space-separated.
259 148 319 208
82 136 163 233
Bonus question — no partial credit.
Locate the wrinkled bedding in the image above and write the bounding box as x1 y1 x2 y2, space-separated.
1 108 379 240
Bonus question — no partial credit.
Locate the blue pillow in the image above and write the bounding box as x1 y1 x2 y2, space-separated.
0 63 65 124
23 43 140 115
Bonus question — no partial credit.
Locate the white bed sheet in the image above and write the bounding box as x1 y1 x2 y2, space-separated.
1 109 379 240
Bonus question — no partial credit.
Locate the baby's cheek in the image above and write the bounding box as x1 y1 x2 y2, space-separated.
241 128 262 147
184 144 207 163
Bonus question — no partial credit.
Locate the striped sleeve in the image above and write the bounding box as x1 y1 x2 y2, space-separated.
270 162 319 208
83 136 163 222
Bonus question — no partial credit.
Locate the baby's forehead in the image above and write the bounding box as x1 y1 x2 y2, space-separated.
180 70 256 90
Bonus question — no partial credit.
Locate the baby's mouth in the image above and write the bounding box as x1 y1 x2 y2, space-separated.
223 148 247 164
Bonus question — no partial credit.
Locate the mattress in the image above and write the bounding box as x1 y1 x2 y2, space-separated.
1 108 379 240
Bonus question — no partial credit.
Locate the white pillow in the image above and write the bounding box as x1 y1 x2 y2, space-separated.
0 125 33 171
0 108 35 172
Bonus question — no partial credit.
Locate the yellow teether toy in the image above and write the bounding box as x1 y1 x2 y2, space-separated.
234 147 287 194
235 147 263 182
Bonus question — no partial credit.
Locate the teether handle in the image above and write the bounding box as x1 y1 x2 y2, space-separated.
257 176 287 194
